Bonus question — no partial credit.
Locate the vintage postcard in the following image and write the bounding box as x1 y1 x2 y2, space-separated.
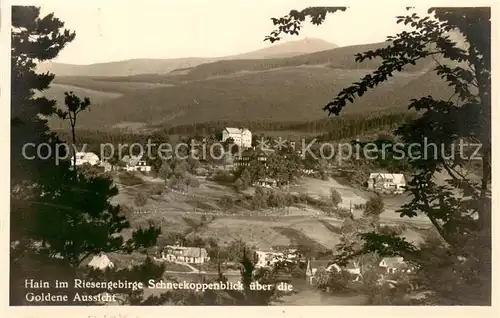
2 0 498 317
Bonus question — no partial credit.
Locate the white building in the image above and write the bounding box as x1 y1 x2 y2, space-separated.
221 127 252 149
87 254 114 270
367 173 406 194
73 152 100 166
121 155 152 172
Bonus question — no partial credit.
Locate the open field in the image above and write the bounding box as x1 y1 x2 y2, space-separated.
110 173 430 253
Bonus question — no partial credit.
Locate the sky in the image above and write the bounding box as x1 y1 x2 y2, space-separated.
33 1 433 65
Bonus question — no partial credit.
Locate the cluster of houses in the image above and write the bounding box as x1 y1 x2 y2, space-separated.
305 256 415 286
222 128 407 195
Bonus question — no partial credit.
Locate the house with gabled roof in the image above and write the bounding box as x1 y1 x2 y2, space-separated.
121 155 151 172
379 256 413 274
222 127 252 149
368 173 406 194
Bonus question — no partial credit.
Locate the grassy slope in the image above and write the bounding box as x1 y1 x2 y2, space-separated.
53 67 425 129
59 41 428 85
39 38 338 77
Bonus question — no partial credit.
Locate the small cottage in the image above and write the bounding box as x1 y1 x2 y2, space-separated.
222 127 252 149
73 152 100 166
161 245 209 264
367 173 406 194
305 260 336 284
121 155 151 172
379 257 412 274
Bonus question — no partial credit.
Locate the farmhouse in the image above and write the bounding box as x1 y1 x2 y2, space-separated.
121 155 151 172
160 245 209 264
305 260 336 284
254 177 277 188
255 250 281 268
222 127 252 149
73 152 100 166
235 147 275 167
379 257 412 274
87 254 114 270
367 173 406 194
255 249 302 268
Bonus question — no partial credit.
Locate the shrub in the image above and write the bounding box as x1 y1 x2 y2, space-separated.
151 184 164 195
134 193 148 207
335 208 353 219
219 195 234 211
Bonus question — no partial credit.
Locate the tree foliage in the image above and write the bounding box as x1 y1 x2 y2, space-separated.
363 195 385 219
10 6 162 305
267 7 491 304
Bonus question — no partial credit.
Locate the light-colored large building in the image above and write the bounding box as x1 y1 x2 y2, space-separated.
87 254 114 270
221 127 252 149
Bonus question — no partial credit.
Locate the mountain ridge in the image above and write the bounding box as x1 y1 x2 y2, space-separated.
38 37 338 77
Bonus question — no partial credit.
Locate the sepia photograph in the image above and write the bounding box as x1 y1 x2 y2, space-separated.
6 0 495 312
